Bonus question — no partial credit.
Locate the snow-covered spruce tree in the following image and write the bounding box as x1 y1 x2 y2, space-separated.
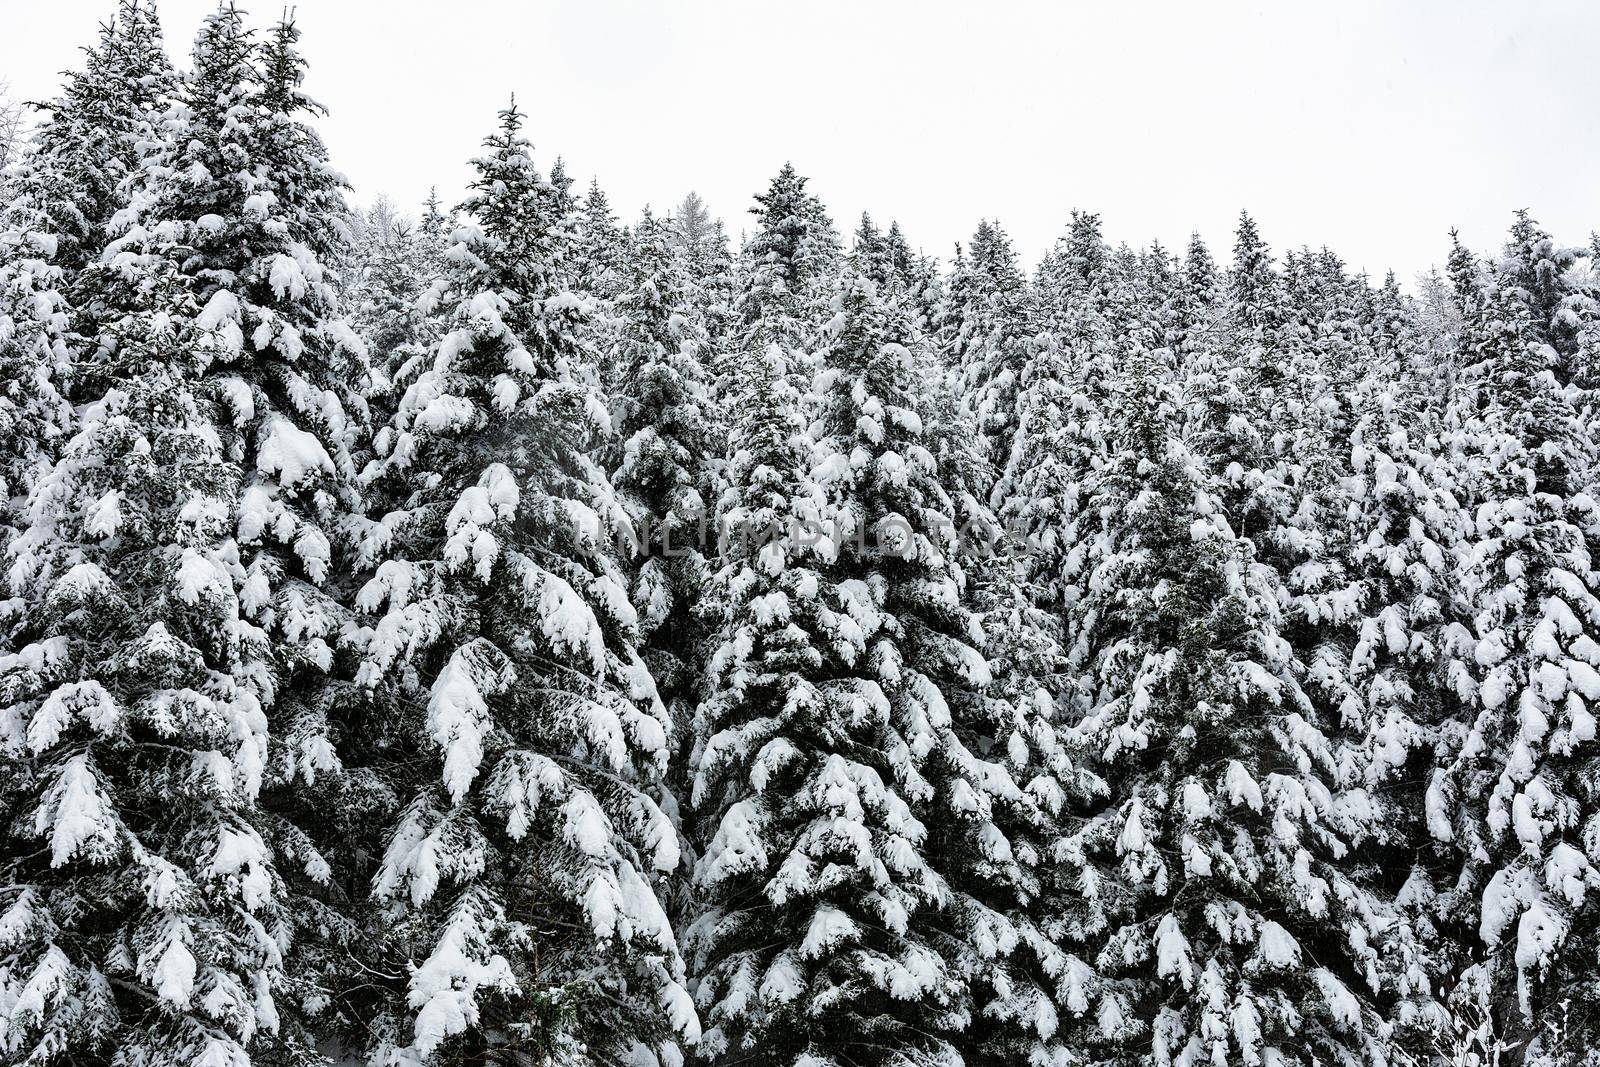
572 178 630 390
0 216 73 553
679 232 739 464
705 162 836 489
608 207 717 713
993 212 1117 621
1216 219 1325 584
351 102 696 1066
817 270 991 1064
1 0 174 284
1254 255 1380 909
989 331 1086 621
669 194 731 327
1172 232 1222 367
735 164 838 354
1065 339 1398 1066
342 197 451 442
851 213 893 290
1226 212 1292 382
944 219 1033 482
0 235 291 1067
1033 209 1110 336
0 7 369 1059
1428 217 1600 1059
605 205 718 947
1126 242 1182 357
672 192 716 256
0 0 172 547
881 222 916 290
1174 216 1292 592
688 271 962 1067
1322 310 1474 1051
833 269 1108 1067
573 178 627 303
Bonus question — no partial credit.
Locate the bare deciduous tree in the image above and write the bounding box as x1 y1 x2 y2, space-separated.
671 189 715 251
0 79 28 175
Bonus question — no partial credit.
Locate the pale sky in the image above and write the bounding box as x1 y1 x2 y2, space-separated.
3 0 1596 282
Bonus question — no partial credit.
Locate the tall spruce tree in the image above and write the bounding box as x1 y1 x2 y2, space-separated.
1429 216 1600 1060
2 9 365 1063
351 102 696 1065
0 0 173 547
1066 339 1398 1066
946 220 1033 484
1 0 174 283
689 271 969 1067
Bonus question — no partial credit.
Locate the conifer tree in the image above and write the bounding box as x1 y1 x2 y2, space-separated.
735 163 838 351
1174 232 1221 364
607 208 718 931
352 102 695 1065
882 222 916 289
946 220 1033 482
837 272 1105 1067
1429 216 1600 1058
852 212 893 289
690 271 967 1067
344 197 451 438
1034 209 1109 334
672 191 716 256
1 9 365 1063
1328 323 1470 1052
0 0 172 546
575 179 626 298
2 0 174 282
1228 211 1291 374
993 213 1115 620
609 208 716 710
1066 339 1398 1066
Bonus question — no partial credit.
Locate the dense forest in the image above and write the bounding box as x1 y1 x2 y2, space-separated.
1 5 1598 1067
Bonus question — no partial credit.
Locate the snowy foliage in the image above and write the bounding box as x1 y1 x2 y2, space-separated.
2 8 1598 1067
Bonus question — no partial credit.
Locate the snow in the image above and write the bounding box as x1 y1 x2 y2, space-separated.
427 648 493 803
34 755 117 866
534 569 606 675
268 252 308 300
1256 921 1301 968
153 935 198 1008
176 549 229 605
257 418 334 489
27 680 122 752
1155 915 1193 989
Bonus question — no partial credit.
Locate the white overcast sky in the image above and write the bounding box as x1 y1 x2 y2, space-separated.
3 0 1596 281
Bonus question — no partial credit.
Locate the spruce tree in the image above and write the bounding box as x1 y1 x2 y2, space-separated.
1066 338 1398 1066
689 272 966 1067
672 191 716 256
1 9 364 1062
352 102 695 1065
0 0 173 548
946 220 1033 483
608 207 716 710
735 163 838 353
1 0 174 282
605 207 718 949
1429 217 1600 1059
343 198 450 437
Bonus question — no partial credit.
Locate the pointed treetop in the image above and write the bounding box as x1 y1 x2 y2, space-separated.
260 11 322 116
